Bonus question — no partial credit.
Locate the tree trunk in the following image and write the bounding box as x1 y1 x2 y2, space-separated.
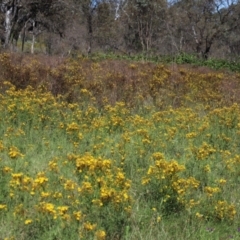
31 33 35 54
202 42 212 60
87 14 93 54
22 24 26 52
5 8 12 47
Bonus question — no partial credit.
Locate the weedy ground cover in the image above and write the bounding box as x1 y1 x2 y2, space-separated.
0 53 240 239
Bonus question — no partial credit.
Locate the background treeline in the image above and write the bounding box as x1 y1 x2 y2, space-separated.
1 0 240 60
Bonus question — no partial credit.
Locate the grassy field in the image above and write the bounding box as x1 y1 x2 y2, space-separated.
1 53 240 239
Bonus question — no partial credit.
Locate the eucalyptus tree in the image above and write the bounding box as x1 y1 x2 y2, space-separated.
169 0 240 59
73 0 100 53
121 0 167 53
72 0 121 53
0 0 68 52
0 0 22 47
219 2 240 58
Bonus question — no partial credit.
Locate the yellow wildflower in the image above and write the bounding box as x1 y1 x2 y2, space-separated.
24 219 33 225
0 204 7 210
73 211 82 221
95 230 106 240
83 222 96 231
196 212 203 219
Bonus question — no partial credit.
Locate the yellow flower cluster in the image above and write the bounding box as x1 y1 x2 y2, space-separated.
204 186 221 197
8 146 24 159
192 142 216 160
142 152 201 212
4 148 131 239
214 200 236 221
0 64 239 238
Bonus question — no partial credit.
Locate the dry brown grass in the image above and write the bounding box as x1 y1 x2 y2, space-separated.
0 52 239 109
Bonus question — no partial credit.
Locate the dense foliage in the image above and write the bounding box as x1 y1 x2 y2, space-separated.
1 0 240 59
